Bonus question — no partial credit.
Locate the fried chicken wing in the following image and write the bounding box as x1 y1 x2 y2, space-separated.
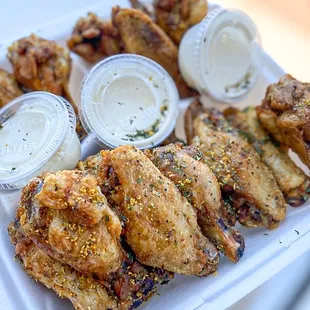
257 74 310 168
186 100 286 229
67 12 122 63
16 170 123 275
112 7 196 98
8 222 118 310
146 143 245 263
154 0 208 44
0 68 23 108
224 106 310 207
79 145 219 276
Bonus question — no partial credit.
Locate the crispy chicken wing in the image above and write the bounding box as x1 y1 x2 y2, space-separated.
257 74 310 168
67 12 122 63
146 143 245 263
154 0 208 44
0 68 23 108
10 169 172 309
186 100 286 229
8 222 118 310
224 106 310 207
112 7 196 98
16 170 123 275
79 145 219 276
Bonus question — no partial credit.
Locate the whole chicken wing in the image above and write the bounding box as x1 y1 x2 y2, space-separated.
112 7 196 98
186 100 287 229
224 106 310 207
146 143 245 263
154 0 208 44
257 74 310 168
0 68 23 108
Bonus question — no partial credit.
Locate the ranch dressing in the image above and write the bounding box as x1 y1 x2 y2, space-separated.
80 54 179 149
0 92 81 190
179 7 264 103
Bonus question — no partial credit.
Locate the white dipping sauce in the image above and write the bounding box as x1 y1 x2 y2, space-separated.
80 54 179 149
179 7 264 103
0 92 81 190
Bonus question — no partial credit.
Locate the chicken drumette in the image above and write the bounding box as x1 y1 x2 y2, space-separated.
0 68 23 108
185 100 286 229
146 143 245 263
257 74 310 169
224 106 310 207
9 170 172 310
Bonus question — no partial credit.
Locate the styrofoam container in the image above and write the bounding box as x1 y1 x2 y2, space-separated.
0 1 309 310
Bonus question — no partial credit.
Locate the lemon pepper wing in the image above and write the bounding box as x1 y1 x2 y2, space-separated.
147 143 245 263
224 106 310 207
186 100 287 229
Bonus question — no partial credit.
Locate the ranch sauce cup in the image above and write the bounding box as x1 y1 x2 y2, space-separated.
179 7 264 103
80 54 179 149
0 92 81 190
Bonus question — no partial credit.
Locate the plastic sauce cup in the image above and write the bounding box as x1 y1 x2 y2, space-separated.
0 92 81 190
80 54 179 149
179 7 264 103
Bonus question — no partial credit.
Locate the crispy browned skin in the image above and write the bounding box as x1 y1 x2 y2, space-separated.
8 222 118 310
130 0 157 20
16 170 123 275
186 100 287 229
146 143 245 263
79 146 219 276
225 106 310 207
112 7 196 98
67 12 122 63
0 68 23 108
154 0 208 44
9 170 172 309
257 74 310 169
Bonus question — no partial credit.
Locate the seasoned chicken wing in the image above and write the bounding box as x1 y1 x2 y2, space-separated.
154 0 208 44
112 7 196 98
224 106 310 207
67 12 122 63
16 170 123 275
0 68 23 108
257 74 310 168
8 222 118 310
186 100 286 229
10 169 172 309
146 143 245 263
79 145 219 276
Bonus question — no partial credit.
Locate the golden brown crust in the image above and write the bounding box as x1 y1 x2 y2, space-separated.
257 74 310 169
67 12 122 63
0 68 23 108
147 143 245 263
112 7 197 98
106 145 219 275
154 0 208 44
185 100 287 229
224 106 310 207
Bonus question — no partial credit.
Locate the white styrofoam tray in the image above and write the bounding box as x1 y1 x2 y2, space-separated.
0 1 310 310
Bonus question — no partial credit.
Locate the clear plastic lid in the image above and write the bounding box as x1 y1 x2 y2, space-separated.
193 7 264 103
0 92 77 190
80 54 179 149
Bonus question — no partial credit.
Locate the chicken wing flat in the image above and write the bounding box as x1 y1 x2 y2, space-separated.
186 100 286 229
67 12 122 63
257 74 310 168
9 170 172 309
79 145 219 276
112 7 196 98
154 0 208 44
224 106 310 207
146 143 245 263
8 222 119 310
0 68 23 108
